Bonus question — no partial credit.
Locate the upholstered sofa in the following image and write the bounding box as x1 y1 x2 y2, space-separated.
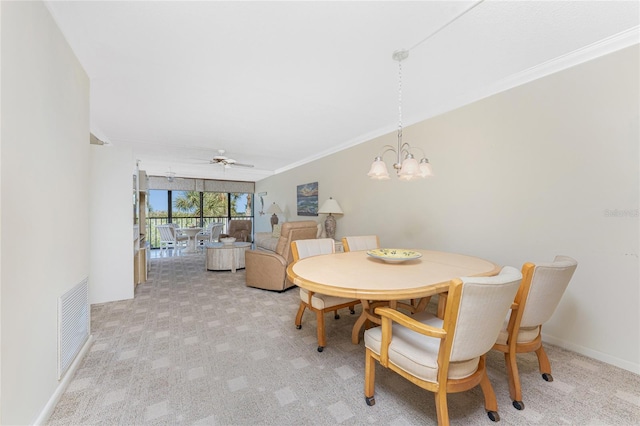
245 221 319 291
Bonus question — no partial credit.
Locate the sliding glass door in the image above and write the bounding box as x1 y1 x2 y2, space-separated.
147 190 253 249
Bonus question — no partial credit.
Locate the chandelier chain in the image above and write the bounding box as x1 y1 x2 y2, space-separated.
397 59 403 146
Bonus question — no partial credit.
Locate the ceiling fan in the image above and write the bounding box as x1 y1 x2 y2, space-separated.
209 150 254 168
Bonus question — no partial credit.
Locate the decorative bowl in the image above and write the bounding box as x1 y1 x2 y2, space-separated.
366 248 422 263
220 237 236 245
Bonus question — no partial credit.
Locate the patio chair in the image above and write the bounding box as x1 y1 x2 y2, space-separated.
197 222 224 246
156 224 188 254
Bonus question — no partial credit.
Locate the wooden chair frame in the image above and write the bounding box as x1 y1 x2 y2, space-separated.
341 235 380 252
291 239 360 352
365 279 501 426
492 262 550 410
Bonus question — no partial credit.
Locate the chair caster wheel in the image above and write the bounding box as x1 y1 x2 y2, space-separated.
512 400 525 410
317 346 324 352
487 411 500 422
350 309 355 314
542 373 553 382
334 314 340 320
296 325 302 330
365 396 375 406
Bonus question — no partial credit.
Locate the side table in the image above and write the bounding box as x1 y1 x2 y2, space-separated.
205 242 251 272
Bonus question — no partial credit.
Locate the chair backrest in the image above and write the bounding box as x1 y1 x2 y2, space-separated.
447 266 522 362
210 223 224 241
519 255 578 328
156 224 176 242
291 238 335 261
203 221 216 233
342 235 380 252
275 221 319 263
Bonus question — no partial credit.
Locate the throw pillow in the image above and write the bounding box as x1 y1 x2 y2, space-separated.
272 224 282 238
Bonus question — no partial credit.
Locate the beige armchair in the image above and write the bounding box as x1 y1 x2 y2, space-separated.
220 219 252 242
245 221 318 291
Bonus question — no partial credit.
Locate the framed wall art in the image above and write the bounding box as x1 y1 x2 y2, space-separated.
296 182 318 216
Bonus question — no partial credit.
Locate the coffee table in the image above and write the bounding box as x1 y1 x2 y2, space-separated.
205 242 252 272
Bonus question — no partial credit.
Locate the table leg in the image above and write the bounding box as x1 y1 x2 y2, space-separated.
352 301 370 344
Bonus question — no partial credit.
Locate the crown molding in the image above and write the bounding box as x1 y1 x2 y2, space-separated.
275 27 640 177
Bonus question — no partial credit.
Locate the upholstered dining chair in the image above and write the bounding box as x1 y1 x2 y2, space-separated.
492 255 578 411
291 238 361 352
342 234 420 323
341 235 380 252
156 224 188 254
364 266 522 426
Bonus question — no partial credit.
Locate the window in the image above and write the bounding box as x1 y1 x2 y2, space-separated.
147 190 253 249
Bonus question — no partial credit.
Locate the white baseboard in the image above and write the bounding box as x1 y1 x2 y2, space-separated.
33 335 94 425
543 333 640 375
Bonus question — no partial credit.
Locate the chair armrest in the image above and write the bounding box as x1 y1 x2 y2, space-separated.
375 306 446 368
245 249 290 291
375 307 446 339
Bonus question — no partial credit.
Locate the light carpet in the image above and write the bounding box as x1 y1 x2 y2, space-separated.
47 252 640 425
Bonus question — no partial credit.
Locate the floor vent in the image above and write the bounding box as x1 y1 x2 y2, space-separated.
58 277 90 380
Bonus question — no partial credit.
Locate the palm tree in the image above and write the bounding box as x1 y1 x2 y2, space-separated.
173 191 200 214
173 191 229 217
203 192 227 217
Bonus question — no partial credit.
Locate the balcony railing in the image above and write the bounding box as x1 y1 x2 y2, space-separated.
147 216 253 249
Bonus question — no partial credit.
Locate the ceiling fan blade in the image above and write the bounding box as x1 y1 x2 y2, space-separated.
232 162 254 168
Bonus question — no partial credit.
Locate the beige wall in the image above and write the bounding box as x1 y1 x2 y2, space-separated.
1 2 90 424
257 45 639 373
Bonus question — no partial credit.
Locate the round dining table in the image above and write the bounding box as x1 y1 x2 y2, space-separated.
178 227 203 253
287 249 500 344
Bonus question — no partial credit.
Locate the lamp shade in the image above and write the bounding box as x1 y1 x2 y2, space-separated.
266 202 283 215
318 198 343 215
398 156 420 179
367 158 390 180
418 159 433 177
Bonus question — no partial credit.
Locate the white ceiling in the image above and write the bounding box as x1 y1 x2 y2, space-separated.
45 1 639 182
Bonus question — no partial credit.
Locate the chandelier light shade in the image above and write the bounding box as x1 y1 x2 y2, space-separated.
368 49 433 181
318 197 343 240
266 202 283 230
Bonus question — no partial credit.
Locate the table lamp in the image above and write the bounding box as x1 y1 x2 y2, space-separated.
318 197 343 240
266 202 283 230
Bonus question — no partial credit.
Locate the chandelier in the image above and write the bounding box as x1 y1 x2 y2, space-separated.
367 49 433 181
